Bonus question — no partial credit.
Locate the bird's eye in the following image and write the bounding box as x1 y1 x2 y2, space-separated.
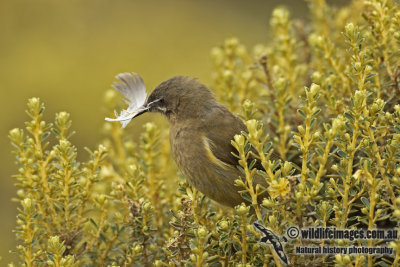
160 98 165 104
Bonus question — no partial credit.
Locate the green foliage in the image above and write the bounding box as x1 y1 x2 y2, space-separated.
8 0 400 266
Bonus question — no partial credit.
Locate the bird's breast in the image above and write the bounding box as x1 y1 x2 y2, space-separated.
169 121 244 206
169 123 206 184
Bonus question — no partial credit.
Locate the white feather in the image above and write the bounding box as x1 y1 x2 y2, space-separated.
105 72 148 128
113 72 147 108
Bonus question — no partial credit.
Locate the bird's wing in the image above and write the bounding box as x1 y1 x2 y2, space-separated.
203 106 278 170
203 106 247 167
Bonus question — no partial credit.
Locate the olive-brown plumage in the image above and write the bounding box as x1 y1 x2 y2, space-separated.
138 76 272 207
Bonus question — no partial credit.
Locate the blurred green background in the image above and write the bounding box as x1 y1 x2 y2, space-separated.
0 0 345 263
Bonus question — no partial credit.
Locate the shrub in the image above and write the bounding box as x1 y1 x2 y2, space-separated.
8 0 400 266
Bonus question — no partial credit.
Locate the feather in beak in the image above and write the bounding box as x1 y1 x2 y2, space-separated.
105 72 148 128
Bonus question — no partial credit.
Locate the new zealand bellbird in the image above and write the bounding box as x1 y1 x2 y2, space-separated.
111 74 278 207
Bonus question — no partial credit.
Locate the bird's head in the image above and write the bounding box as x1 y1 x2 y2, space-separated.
140 76 217 121
106 74 219 127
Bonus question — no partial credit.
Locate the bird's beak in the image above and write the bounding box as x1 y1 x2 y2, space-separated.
131 107 149 118
131 98 161 118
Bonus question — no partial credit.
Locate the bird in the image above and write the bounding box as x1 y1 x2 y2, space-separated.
106 73 278 207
